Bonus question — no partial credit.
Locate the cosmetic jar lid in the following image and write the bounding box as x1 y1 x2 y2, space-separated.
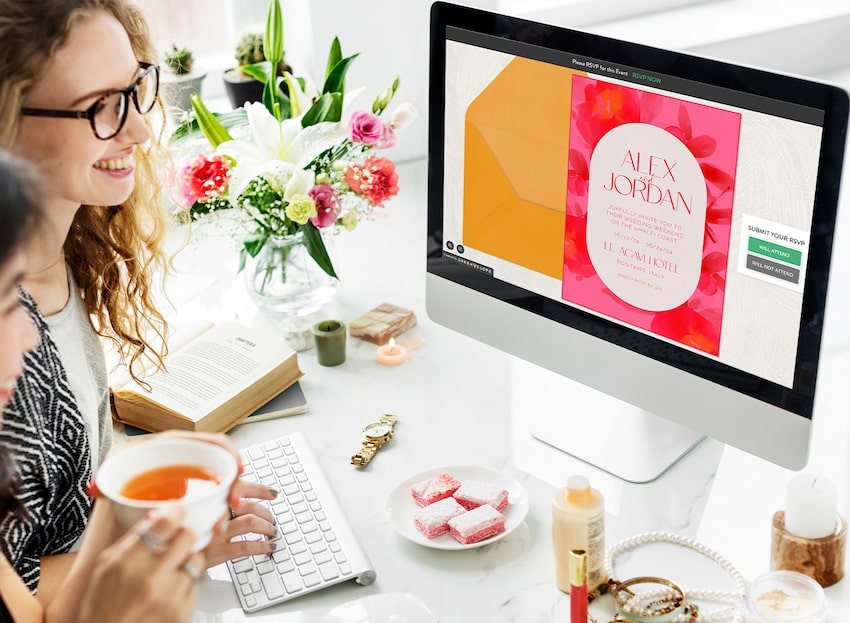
744 570 826 623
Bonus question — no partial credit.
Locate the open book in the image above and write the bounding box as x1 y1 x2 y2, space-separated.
111 322 303 433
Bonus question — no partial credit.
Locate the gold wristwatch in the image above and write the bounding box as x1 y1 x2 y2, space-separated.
351 414 398 466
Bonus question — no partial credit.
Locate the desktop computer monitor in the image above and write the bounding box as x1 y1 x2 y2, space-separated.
425 2 849 482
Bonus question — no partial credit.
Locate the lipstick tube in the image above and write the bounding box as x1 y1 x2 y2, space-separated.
570 549 588 623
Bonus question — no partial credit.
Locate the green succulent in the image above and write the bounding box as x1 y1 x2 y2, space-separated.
234 31 266 67
163 44 194 75
234 30 287 76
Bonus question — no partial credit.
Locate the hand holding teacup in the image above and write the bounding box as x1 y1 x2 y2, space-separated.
92 432 278 566
94 436 239 551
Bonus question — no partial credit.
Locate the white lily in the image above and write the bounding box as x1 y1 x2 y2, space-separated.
217 102 346 203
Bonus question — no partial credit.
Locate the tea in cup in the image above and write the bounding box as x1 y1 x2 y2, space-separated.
95 437 238 551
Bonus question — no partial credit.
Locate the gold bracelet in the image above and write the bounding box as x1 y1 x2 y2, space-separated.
610 576 696 623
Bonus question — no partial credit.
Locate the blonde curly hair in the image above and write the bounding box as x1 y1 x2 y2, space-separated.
0 0 172 379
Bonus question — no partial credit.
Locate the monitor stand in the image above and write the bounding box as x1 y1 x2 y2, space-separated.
514 359 705 484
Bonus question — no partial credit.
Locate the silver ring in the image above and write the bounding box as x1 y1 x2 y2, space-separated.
180 561 203 582
229 506 237 520
138 527 167 554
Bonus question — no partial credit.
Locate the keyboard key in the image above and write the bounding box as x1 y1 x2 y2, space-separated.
261 574 285 600
318 561 338 581
281 571 302 594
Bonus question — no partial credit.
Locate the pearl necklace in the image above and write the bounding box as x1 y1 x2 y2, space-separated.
604 532 747 623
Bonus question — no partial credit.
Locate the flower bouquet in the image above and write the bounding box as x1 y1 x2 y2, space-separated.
170 0 415 315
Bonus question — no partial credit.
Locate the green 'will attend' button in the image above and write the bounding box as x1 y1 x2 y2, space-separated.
747 237 802 266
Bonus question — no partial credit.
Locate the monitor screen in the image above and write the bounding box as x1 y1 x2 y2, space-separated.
426 2 849 481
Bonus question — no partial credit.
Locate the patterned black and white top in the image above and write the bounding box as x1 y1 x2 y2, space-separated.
0 290 93 591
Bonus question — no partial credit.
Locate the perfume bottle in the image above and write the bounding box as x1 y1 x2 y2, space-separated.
552 475 606 593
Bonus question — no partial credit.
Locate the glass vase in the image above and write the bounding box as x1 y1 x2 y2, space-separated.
243 231 339 318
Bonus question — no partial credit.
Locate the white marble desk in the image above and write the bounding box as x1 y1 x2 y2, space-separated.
178 157 850 622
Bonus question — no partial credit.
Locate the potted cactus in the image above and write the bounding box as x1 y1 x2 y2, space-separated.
160 44 206 118
223 31 291 109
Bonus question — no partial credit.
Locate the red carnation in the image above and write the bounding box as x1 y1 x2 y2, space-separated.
181 154 231 204
343 156 399 207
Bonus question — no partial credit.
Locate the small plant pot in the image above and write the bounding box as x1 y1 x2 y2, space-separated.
223 68 265 109
161 72 206 119
223 64 294 110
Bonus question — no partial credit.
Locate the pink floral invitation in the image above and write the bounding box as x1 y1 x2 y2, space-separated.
562 76 741 355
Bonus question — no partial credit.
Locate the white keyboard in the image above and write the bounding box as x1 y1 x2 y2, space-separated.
227 432 376 613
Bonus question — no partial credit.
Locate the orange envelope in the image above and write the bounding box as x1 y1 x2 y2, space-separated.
463 57 581 279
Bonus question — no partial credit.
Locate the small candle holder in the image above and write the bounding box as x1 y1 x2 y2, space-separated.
312 320 347 366
771 510 847 588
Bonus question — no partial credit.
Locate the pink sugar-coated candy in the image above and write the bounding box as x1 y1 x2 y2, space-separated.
413 497 466 539
410 472 462 507
452 479 509 512
447 504 506 545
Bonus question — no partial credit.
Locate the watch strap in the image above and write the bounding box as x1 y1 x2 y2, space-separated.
351 414 398 466
351 442 380 466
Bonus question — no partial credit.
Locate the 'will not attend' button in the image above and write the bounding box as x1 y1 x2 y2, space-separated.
746 254 800 284
747 236 802 266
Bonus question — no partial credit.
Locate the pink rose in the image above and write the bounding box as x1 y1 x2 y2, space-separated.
309 184 342 228
348 110 385 146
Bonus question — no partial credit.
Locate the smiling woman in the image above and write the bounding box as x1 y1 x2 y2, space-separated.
0 0 278 605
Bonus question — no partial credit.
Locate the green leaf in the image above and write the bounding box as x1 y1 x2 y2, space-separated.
282 72 302 117
243 235 269 258
190 93 233 147
241 60 272 84
262 77 290 121
169 109 247 143
325 37 342 81
300 224 338 279
322 53 359 96
301 92 342 127
264 0 284 66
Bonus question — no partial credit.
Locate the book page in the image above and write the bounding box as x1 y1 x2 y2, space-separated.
119 322 291 422
107 315 215 390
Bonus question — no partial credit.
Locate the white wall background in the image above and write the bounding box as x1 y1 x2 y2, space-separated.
143 0 850 164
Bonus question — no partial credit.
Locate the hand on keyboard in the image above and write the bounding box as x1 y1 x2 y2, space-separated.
203 477 278 567
228 432 376 613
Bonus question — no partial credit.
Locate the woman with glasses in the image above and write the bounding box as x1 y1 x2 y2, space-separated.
0 0 277 605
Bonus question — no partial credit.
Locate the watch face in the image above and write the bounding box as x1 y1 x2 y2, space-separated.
364 422 391 439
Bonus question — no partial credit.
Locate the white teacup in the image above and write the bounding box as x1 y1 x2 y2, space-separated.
95 437 238 551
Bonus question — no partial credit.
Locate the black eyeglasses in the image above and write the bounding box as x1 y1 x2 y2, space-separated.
21 62 160 140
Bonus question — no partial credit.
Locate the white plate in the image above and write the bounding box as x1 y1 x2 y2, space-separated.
384 465 530 550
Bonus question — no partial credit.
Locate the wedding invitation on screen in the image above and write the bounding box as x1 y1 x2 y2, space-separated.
561 76 741 355
449 37 822 387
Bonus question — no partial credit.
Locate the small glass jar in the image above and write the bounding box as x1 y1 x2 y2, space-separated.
744 570 826 623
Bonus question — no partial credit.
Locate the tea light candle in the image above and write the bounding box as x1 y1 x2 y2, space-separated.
376 337 407 366
785 474 837 539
